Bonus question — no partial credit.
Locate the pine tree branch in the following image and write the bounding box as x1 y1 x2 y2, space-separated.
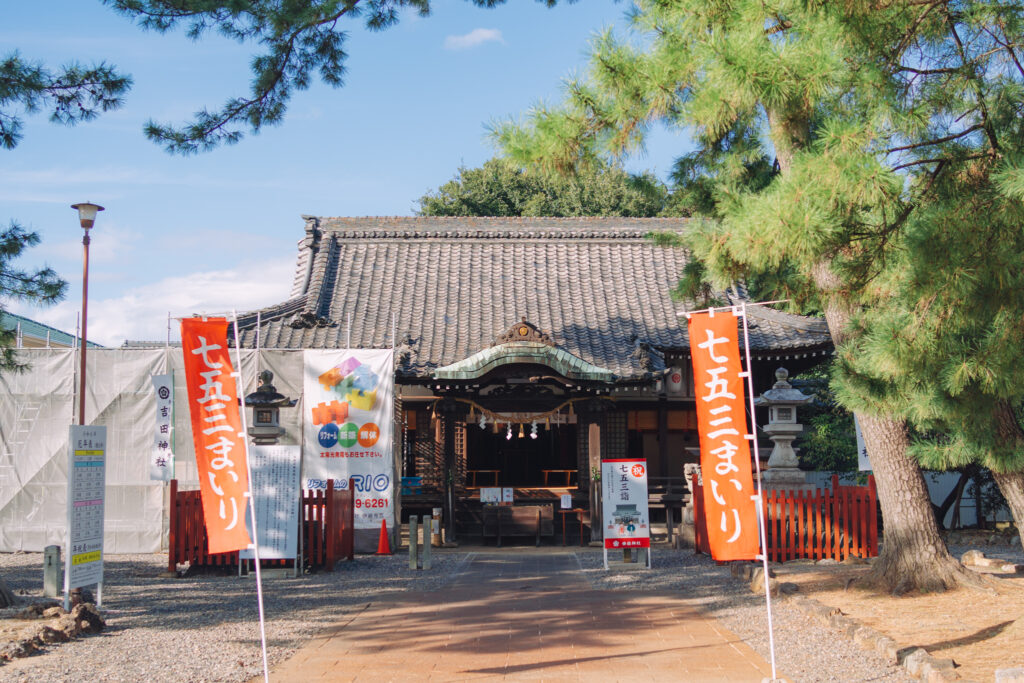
945 10 1001 153
884 124 985 155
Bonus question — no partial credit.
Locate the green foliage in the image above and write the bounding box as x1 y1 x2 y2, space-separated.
0 223 67 372
792 365 858 473
495 0 1024 476
0 52 130 149
104 0 561 154
417 157 668 217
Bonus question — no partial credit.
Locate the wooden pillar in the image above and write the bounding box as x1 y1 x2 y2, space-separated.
658 395 669 478
441 397 457 542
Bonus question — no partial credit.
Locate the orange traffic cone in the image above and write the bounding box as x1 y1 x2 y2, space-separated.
376 519 391 555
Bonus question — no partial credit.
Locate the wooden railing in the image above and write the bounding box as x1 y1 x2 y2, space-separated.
693 473 878 562
168 478 355 572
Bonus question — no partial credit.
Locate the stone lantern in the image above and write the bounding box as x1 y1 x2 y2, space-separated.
754 367 814 489
244 370 297 445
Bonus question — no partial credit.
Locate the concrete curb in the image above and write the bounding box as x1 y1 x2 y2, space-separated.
731 563 962 681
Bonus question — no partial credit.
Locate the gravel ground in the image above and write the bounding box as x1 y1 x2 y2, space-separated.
576 548 913 683
0 551 469 683
5 542 1020 682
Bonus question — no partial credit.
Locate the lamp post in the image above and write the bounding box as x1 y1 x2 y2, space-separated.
71 202 104 425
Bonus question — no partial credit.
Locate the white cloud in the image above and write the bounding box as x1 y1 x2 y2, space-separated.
11 257 295 347
443 28 505 51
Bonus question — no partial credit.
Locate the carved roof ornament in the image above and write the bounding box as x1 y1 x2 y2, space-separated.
494 318 554 347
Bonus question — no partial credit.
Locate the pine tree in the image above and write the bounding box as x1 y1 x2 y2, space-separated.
495 0 1024 592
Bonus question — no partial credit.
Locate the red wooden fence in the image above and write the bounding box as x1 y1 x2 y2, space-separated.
692 473 878 562
168 478 355 572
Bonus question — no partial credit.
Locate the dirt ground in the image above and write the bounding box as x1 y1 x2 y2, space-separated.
774 549 1024 681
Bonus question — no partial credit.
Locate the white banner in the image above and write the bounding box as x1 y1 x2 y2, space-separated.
241 445 301 560
303 350 394 530
150 373 174 481
66 426 106 590
601 458 651 549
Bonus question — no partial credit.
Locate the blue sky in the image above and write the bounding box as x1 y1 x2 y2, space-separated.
3 1 689 346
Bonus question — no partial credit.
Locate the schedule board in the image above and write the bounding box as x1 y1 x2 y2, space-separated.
66 425 106 590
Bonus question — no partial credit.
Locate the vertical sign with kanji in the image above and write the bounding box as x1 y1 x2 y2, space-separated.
66 425 106 597
150 373 174 481
688 310 759 561
181 318 252 554
601 458 650 549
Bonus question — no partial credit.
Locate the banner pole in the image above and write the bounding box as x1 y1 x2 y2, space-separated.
231 312 270 683
738 302 778 681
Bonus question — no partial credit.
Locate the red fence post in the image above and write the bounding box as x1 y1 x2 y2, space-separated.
168 479 178 573
867 474 879 556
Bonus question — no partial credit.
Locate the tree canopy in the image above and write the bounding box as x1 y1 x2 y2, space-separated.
417 157 669 217
495 0 1024 590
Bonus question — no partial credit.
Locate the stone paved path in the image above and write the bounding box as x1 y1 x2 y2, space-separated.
269 551 774 681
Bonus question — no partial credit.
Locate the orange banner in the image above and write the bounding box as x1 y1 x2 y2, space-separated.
688 311 759 561
181 318 252 554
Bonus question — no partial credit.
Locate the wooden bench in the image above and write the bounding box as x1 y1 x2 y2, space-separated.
481 505 554 546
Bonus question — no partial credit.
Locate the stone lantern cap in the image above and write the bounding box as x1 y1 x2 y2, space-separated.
244 370 298 408
753 368 814 406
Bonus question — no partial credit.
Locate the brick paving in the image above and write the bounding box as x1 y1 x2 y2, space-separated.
269 551 774 682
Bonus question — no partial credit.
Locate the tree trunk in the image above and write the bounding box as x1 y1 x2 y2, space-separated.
814 270 983 593
991 470 1024 553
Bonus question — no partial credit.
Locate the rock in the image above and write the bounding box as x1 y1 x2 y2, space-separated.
55 614 81 638
37 625 70 644
779 582 799 595
842 554 869 565
731 563 754 581
71 603 105 634
0 639 38 660
899 647 930 675
41 606 66 618
70 588 94 606
996 667 1024 682
14 604 44 619
749 567 778 595
0 579 15 609
816 558 839 565
960 549 985 565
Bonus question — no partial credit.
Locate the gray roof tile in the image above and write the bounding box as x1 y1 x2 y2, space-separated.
236 217 832 379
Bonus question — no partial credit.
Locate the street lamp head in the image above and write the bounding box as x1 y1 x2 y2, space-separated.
71 202 104 230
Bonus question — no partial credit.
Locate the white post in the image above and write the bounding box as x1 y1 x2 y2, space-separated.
738 302 778 682
231 312 270 683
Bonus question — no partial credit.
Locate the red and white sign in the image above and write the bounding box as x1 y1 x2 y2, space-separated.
601 458 650 549
181 318 252 554
688 311 759 561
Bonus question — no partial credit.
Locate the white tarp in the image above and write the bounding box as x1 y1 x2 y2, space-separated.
0 347 293 553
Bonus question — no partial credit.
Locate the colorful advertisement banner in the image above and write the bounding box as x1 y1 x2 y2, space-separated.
181 318 252 554
150 373 174 481
303 349 394 530
688 311 759 561
240 445 301 561
601 458 651 549
66 425 106 590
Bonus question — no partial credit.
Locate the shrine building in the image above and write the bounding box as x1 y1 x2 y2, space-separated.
235 216 832 542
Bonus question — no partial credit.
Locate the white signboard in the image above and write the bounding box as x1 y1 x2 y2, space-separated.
303 350 394 530
66 425 106 596
480 487 501 503
855 416 871 471
150 373 174 481
240 445 301 560
502 487 514 504
560 494 573 509
601 458 651 550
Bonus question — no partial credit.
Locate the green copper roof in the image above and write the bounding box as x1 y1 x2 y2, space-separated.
433 341 615 381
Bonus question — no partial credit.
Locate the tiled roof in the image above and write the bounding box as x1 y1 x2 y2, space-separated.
235 217 832 379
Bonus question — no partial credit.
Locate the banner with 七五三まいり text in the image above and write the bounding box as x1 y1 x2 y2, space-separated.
303 349 394 530
688 310 759 561
181 318 252 555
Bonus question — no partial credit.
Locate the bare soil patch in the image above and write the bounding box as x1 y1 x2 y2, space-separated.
775 550 1024 681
